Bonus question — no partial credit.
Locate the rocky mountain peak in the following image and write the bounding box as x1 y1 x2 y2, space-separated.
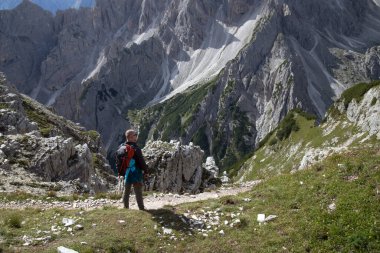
0 0 380 169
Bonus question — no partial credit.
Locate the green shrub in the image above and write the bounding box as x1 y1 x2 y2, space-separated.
293 108 317 121
40 127 52 137
340 80 380 109
0 102 9 110
276 112 299 140
22 99 52 130
92 154 101 168
7 213 22 228
85 130 100 141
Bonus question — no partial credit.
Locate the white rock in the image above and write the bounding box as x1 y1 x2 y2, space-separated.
62 218 75 227
57 246 79 253
264 215 278 222
328 203 336 211
257 214 266 223
74 224 84 230
162 227 173 235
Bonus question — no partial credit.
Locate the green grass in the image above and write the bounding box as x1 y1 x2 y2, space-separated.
22 99 56 137
84 130 100 142
1 146 378 252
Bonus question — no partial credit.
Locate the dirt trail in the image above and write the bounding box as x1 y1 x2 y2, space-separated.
0 181 261 210
139 180 261 210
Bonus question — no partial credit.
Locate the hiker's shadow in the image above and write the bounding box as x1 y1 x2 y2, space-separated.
146 208 192 233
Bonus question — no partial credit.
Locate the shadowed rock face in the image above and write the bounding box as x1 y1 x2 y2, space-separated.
0 0 380 166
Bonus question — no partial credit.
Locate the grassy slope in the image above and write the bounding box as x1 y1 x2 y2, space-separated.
238 110 372 181
1 145 379 252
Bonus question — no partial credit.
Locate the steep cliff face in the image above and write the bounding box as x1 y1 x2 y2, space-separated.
0 73 116 195
0 0 380 168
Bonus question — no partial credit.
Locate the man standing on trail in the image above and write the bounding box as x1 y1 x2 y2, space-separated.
116 129 148 210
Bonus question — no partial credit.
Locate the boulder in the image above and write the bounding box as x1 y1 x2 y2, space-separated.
144 140 211 193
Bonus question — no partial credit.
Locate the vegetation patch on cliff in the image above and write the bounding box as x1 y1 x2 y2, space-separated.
129 79 217 146
340 80 380 109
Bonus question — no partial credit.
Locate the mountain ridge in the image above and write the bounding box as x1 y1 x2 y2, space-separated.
0 0 380 165
0 0 95 14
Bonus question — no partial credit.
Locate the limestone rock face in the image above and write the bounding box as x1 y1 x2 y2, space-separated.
0 74 116 195
344 86 380 139
143 141 219 193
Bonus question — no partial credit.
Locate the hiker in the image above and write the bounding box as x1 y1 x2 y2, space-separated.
116 129 148 210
